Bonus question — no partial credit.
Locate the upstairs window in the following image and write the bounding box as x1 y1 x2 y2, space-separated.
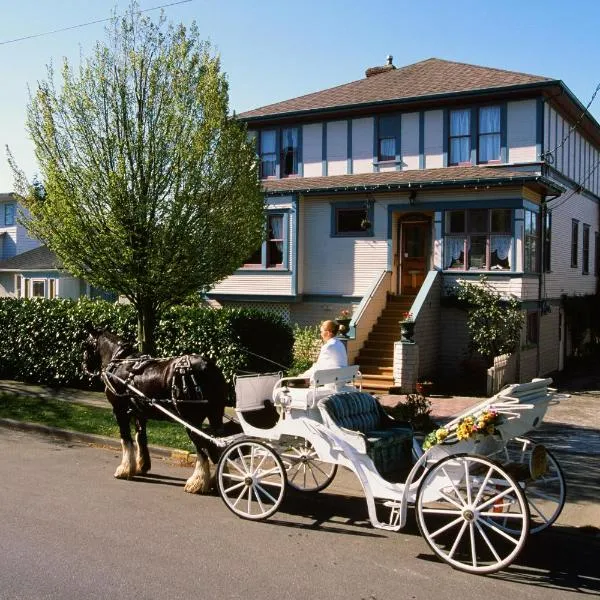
444 208 512 270
583 224 590 274
571 219 579 268
377 115 398 162
478 106 501 163
449 109 471 165
259 128 299 178
4 203 15 226
260 130 277 178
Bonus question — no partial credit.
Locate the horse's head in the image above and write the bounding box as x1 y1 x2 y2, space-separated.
82 324 136 378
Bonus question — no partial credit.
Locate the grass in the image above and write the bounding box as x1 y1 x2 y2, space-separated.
0 392 195 452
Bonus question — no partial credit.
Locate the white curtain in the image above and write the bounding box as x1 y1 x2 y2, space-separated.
450 109 470 163
261 130 277 176
479 107 501 162
444 237 464 268
270 215 283 252
379 137 395 160
491 235 512 269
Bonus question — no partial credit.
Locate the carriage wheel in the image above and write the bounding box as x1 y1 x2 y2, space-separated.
416 454 530 574
498 437 566 534
216 439 286 521
279 439 338 492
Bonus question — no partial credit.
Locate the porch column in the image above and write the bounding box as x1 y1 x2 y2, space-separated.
393 340 419 393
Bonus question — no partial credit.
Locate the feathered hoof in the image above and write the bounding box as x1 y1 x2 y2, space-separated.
136 460 151 475
183 474 211 494
114 465 135 480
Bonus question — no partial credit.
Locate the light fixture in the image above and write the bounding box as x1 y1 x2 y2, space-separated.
408 190 417 206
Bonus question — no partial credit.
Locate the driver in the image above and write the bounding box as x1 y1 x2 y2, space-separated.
301 319 348 378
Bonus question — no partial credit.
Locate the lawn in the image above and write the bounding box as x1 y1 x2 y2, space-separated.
0 392 195 451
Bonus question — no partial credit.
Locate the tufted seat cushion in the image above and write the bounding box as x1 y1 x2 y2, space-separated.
319 392 413 479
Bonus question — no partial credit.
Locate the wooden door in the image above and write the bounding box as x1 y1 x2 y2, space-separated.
400 221 429 294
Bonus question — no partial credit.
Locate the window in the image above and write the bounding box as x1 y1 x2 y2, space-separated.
4 203 15 226
31 280 46 298
526 311 539 345
281 128 299 176
543 211 552 272
259 128 299 178
478 106 501 163
444 208 512 270
449 109 470 165
524 210 540 273
332 202 374 237
378 115 398 162
596 232 600 277
571 219 579 268
583 224 590 274
260 130 277 178
243 212 287 269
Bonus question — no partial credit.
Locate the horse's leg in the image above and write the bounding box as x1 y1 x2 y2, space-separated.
135 417 151 475
110 398 136 479
183 431 212 494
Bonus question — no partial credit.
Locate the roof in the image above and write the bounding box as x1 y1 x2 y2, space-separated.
261 166 564 195
0 245 63 271
240 58 554 120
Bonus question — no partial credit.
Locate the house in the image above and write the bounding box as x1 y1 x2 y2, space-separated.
207 57 600 392
0 192 40 261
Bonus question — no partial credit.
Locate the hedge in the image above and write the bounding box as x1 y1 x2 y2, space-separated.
0 297 293 387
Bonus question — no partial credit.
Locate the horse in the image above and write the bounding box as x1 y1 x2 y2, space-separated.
82 326 234 494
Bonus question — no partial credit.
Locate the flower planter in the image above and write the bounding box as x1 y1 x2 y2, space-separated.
400 321 415 343
335 318 351 337
415 382 433 396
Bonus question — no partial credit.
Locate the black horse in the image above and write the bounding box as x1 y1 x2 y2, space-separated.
82 326 232 494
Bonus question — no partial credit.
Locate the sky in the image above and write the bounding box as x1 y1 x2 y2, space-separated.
1 0 600 191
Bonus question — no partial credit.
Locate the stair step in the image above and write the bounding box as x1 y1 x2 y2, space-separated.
357 348 394 358
357 365 394 375
358 356 393 367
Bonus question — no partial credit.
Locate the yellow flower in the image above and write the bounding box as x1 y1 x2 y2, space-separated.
435 428 449 442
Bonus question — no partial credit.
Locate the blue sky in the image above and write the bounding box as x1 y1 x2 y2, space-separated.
1 0 599 190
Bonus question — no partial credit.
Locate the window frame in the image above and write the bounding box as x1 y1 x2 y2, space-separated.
241 211 290 270
582 224 590 275
477 105 502 164
571 219 579 268
258 127 300 179
449 108 471 166
331 201 374 238
523 209 540 274
443 208 513 271
377 114 400 163
4 203 15 226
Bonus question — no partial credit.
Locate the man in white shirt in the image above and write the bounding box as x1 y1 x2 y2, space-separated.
302 320 348 378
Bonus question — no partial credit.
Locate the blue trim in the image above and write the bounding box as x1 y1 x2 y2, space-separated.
322 123 327 176
536 98 544 161
207 293 300 303
302 294 363 303
566 125 570 177
236 268 292 275
442 108 448 167
500 103 507 163
560 117 565 173
546 165 600 203
470 107 477 165
347 119 353 174
554 108 558 172
395 113 402 171
292 194 298 296
275 128 281 179
419 112 425 169
330 200 374 237
523 200 540 213
373 116 380 173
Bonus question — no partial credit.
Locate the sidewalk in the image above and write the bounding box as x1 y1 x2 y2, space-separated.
1 378 598 531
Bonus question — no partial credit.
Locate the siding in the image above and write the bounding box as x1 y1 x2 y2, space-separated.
326 120 348 176
423 110 443 168
539 309 559 375
401 112 419 170
302 123 323 177
352 117 374 174
507 99 537 163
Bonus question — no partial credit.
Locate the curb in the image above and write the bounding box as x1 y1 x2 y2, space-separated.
0 418 195 464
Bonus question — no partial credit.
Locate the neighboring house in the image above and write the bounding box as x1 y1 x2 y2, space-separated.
208 57 600 392
0 244 115 300
0 192 40 261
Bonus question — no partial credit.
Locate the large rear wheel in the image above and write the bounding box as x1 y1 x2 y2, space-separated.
416 454 530 574
217 439 286 521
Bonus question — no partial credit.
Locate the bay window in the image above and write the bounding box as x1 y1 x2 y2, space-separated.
524 209 540 272
444 208 512 270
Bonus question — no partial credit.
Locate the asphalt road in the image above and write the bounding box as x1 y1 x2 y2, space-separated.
1 428 598 599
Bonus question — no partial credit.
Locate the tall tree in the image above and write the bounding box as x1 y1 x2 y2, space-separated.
9 6 264 353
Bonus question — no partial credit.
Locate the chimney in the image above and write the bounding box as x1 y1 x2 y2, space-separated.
365 55 396 78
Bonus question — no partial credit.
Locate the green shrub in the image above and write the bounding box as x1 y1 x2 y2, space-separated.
0 298 293 387
288 323 321 376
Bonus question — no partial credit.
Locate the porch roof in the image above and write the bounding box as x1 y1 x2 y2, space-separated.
262 166 564 196
0 245 62 271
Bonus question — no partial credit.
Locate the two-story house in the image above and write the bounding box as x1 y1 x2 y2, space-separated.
206 58 599 392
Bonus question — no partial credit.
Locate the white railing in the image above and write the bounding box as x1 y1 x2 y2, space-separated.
346 270 391 363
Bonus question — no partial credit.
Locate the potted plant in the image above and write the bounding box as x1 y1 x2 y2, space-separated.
399 311 415 343
415 379 434 396
335 309 352 337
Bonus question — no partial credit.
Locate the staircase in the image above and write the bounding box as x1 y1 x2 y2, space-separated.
355 294 416 394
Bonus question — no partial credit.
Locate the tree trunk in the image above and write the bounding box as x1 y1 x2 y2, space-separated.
136 298 157 355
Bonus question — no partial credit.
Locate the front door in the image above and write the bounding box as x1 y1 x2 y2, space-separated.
399 221 429 294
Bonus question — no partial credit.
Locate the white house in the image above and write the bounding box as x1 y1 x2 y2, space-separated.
207 57 600 392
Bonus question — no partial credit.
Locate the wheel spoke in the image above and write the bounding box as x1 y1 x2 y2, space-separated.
473 466 495 506
226 457 248 478
477 486 515 512
469 522 477 568
480 516 522 544
440 466 467 506
254 482 279 504
429 515 464 539
222 479 246 495
447 520 468 559
474 521 501 562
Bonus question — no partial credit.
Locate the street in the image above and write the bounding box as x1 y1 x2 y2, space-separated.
0 428 598 599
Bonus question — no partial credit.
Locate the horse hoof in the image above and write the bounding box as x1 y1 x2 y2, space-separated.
114 466 134 480
184 478 210 494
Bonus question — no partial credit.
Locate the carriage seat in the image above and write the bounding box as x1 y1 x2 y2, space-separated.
318 391 413 478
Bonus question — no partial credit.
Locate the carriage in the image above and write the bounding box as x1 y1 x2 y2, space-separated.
213 367 567 575
85 329 566 575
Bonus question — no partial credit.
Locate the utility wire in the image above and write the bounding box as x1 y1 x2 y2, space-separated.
547 155 600 212
0 0 192 46
542 81 600 165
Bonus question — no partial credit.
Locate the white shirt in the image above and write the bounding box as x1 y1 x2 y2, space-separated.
302 337 348 378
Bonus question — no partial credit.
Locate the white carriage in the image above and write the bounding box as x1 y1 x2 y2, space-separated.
216 367 567 575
